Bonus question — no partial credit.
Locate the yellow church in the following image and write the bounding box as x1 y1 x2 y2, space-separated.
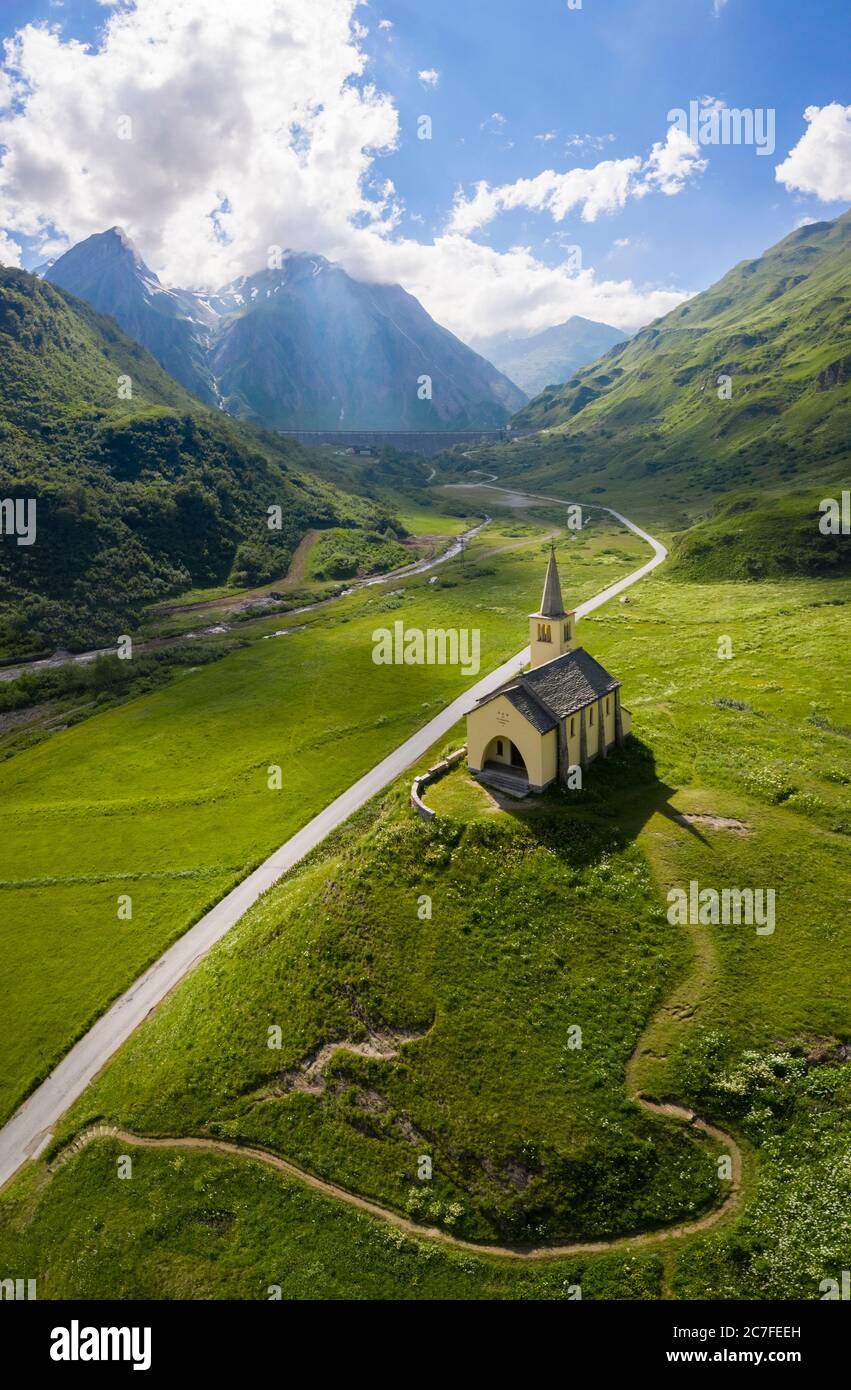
466 544 631 793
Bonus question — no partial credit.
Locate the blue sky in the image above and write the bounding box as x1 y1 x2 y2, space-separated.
373 0 850 291
0 0 848 341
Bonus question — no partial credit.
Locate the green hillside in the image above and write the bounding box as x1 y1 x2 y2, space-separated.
493 212 851 517
2 551 849 1297
0 270 376 656
0 511 645 1129
668 492 851 582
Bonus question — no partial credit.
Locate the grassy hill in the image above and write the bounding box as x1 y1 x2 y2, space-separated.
44 767 722 1249
1 547 849 1296
0 270 379 656
2 224 850 1303
0 509 646 1129
459 212 851 529
668 492 851 582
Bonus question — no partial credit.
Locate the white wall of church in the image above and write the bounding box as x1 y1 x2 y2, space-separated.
466 695 558 789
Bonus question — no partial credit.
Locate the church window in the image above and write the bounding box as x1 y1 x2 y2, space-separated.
564 621 570 641
537 622 551 642
589 705 594 727
496 739 504 756
605 697 610 715
570 717 575 737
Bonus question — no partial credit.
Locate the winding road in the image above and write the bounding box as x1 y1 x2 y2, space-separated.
0 483 668 1192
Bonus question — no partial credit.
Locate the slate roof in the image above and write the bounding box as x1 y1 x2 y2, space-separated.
522 647 619 717
502 684 559 733
474 646 619 728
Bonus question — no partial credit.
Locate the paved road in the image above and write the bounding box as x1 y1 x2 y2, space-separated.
0 488 666 1190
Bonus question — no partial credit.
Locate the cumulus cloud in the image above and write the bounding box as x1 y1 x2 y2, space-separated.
0 229 22 265
418 68 440 86
0 0 400 288
0 68 14 111
342 230 692 339
641 126 708 195
775 103 851 203
449 126 705 234
0 0 691 341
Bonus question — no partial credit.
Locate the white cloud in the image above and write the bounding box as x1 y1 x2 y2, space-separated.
535 131 557 143
613 237 630 247
0 0 400 289
0 0 689 343
565 132 616 153
641 126 708 195
481 112 506 133
418 68 439 86
449 126 705 234
712 0 729 16
0 229 22 266
775 103 851 203
343 229 692 339
36 234 70 259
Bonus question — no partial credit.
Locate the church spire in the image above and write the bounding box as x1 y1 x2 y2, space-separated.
539 543 566 618
528 543 575 668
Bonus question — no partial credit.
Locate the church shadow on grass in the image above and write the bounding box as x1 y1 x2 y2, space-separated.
493 734 714 872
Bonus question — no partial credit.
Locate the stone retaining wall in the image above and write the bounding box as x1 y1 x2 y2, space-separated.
410 747 467 820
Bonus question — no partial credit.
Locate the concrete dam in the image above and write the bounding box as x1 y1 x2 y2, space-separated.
279 428 508 457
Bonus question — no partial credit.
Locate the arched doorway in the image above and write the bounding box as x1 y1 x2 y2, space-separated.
484 735 529 777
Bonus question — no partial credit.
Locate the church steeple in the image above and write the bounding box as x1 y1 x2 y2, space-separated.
539 543 567 618
529 543 576 668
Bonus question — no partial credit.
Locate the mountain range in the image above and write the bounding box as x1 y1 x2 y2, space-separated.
0 268 380 654
43 229 527 431
506 210 851 517
474 315 628 397
7 207 850 653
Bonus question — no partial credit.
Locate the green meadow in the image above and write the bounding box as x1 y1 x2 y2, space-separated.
0 1146 662 1301
0 504 645 1124
48 757 722 1249
1 515 848 1297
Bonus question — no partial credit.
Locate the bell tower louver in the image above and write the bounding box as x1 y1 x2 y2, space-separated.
529 544 576 669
